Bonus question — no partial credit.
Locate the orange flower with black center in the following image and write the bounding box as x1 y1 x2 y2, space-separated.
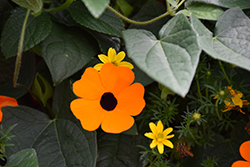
70 63 145 133
0 96 18 122
232 140 250 167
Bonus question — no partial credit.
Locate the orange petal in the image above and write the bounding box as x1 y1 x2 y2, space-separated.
100 63 134 95
232 161 250 167
116 83 145 116
72 67 105 100
101 111 134 133
70 98 104 131
240 140 250 162
0 96 18 107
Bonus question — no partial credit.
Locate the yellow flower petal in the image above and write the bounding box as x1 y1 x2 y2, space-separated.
157 120 164 133
116 51 125 63
149 122 158 134
108 48 116 62
98 54 109 63
150 139 157 148
232 96 243 107
144 132 155 139
165 134 175 140
118 61 134 69
163 127 173 136
93 63 104 71
157 143 164 154
162 140 174 149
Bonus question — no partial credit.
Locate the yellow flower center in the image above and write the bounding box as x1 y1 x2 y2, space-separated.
192 112 201 121
156 133 164 142
111 61 118 66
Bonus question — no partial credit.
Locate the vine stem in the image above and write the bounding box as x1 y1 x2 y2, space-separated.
218 60 230 85
195 74 203 105
215 98 222 121
13 9 30 87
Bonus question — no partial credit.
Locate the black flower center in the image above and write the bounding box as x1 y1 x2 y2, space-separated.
100 92 117 111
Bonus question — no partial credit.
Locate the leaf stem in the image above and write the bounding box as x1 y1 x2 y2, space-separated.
13 9 30 87
218 60 230 85
195 74 203 105
45 0 74 13
215 98 222 121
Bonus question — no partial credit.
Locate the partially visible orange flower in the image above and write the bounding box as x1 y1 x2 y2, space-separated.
0 96 18 122
70 63 145 133
232 140 250 167
176 141 193 158
93 47 134 71
215 86 250 114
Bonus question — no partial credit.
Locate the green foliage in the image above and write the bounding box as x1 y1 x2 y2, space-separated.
1 0 250 166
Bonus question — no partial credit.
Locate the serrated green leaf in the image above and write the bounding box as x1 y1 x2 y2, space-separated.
129 0 170 36
81 0 109 18
5 149 38 167
12 0 42 14
69 1 124 37
123 14 201 97
40 23 98 85
32 73 53 107
2 81 97 167
186 0 250 9
0 53 35 98
190 9 250 71
186 3 223 20
96 131 148 167
1 8 52 58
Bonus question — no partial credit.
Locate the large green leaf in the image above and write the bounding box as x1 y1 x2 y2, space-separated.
1 8 51 58
181 3 223 20
2 81 97 167
186 0 250 9
96 131 148 167
69 1 124 37
5 149 38 167
81 0 109 18
40 23 98 85
123 14 201 97
190 8 250 71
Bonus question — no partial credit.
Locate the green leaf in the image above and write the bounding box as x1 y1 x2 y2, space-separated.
69 1 124 37
32 73 53 107
185 3 223 20
116 0 133 16
190 8 250 71
129 0 170 36
167 0 177 7
40 23 98 85
1 8 52 58
0 52 35 98
5 149 38 167
11 0 43 15
2 81 97 167
0 0 13 34
186 0 250 9
96 131 148 167
123 14 201 97
81 0 109 18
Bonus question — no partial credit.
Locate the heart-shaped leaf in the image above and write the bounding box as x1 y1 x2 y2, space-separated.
123 14 201 97
40 23 98 85
1 8 51 58
190 8 250 71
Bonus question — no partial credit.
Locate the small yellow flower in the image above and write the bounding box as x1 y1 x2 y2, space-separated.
192 112 201 121
144 120 174 154
93 47 134 71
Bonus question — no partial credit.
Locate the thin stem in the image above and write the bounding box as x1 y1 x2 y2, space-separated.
13 9 30 87
176 0 185 9
215 98 222 121
218 60 230 85
195 74 203 105
107 5 171 25
45 0 74 13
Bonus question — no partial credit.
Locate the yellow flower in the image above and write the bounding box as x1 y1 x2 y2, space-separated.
93 47 134 71
144 120 174 154
222 86 249 114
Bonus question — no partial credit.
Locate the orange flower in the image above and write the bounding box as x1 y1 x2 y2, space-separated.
232 140 250 167
70 63 145 133
0 96 18 122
